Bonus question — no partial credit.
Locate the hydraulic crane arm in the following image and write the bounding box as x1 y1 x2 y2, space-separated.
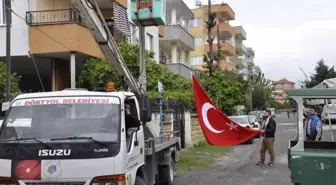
71 0 141 95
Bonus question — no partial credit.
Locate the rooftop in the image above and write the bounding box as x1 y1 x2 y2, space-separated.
274 78 295 84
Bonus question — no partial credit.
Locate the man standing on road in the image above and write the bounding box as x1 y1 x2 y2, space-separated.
305 109 322 141
257 110 276 167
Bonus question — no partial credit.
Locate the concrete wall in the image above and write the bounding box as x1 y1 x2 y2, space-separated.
190 113 206 147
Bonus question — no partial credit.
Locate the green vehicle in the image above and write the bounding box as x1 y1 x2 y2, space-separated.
286 88 336 185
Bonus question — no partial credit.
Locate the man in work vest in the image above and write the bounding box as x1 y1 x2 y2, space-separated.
256 109 277 167
305 109 322 141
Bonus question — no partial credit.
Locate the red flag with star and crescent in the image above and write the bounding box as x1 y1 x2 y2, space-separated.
192 76 260 146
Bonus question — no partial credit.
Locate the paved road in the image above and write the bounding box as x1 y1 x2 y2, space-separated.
173 112 305 185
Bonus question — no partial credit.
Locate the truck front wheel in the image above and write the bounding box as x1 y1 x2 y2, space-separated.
159 156 176 185
134 176 146 185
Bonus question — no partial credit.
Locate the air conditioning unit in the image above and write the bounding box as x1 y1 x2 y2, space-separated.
195 0 203 7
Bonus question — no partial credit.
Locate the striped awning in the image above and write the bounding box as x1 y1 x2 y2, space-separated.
113 2 130 37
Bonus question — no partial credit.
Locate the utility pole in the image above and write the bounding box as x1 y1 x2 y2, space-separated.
138 25 146 93
5 0 11 102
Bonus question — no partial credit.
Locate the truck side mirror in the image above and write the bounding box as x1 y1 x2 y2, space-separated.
140 96 152 122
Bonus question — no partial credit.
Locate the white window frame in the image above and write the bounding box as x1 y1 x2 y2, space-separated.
0 0 5 25
146 33 153 51
191 56 203 66
195 37 202 47
193 18 201 28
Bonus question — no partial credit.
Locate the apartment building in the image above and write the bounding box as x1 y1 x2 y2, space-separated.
245 47 261 75
189 3 236 72
229 26 247 71
273 78 295 103
127 0 161 63
158 0 195 79
0 0 129 92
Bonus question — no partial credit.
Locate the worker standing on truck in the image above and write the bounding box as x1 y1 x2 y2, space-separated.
257 110 277 167
305 109 322 141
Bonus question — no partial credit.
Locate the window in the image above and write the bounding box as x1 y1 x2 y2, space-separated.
194 37 202 47
128 22 137 44
146 33 153 51
0 96 121 142
191 56 203 66
191 18 201 28
0 0 11 25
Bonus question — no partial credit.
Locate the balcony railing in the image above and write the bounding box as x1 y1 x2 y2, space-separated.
165 61 195 79
160 21 195 51
26 9 83 25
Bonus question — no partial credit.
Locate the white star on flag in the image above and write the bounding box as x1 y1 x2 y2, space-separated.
26 168 31 173
227 122 239 130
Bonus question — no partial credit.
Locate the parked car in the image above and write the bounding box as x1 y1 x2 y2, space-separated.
246 115 261 138
322 104 336 124
228 115 254 144
248 111 263 122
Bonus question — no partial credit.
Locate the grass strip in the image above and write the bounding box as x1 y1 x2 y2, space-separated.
176 142 231 174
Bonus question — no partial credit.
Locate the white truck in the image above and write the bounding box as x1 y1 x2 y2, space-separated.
0 0 180 185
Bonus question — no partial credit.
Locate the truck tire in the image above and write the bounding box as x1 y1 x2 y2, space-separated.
159 156 176 185
134 176 146 185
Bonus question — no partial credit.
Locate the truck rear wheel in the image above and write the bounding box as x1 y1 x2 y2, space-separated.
134 176 146 185
159 156 176 185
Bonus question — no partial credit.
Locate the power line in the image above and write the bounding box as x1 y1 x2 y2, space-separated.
9 9 72 52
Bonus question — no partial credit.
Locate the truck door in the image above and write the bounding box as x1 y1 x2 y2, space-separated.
125 97 145 171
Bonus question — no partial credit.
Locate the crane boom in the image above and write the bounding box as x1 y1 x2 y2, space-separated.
71 0 141 95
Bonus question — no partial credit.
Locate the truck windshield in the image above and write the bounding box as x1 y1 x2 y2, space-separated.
0 96 120 143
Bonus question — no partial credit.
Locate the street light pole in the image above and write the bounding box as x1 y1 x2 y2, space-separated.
5 0 12 101
250 85 253 111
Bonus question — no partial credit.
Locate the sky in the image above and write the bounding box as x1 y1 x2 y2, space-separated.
183 0 336 86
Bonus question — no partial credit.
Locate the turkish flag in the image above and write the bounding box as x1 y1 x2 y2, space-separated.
192 76 260 146
12 160 41 180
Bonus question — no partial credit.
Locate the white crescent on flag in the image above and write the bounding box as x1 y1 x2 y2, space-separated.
201 102 225 134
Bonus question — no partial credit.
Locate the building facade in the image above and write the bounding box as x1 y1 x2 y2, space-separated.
0 0 132 92
158 0 195 79
273 78 296 103
229 26 247 71
189 3 236 72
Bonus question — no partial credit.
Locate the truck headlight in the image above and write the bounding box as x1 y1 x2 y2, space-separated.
90 175 126 185
92 183 118 185
0 177 19 185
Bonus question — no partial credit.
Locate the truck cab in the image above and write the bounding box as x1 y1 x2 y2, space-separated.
286 88 336 185
0 88 171 185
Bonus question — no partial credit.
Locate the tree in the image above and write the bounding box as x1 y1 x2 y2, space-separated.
251 85 267 110
200 70 247 115
77 42 194 108
304 59 336 88
248 72 274 108
203 3 217 76
0 62 21 102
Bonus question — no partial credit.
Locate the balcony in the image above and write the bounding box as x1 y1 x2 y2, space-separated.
205 22 235 39
26 9 103 59
219 60 236 72
165 62 195 79
230 56 247 69
203 4 235 21
236 42 247 55
204 41 235 56
159 21 195 51
234 26 246 41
